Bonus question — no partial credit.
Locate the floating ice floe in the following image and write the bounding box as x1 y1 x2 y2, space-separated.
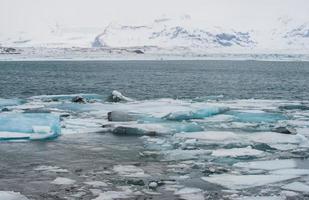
174 187 204 200
233 159 297 170
202 174 299 190
211 146 264 158
113 165 149 178
84 181 108 187
163 107 229 121
0 191 29 200
107 121 203 135
51 177 76 185
281 182 309 193
175 131 239 143
93 188 134 200
34 165 69 173
228 110 287 123
0 113 61 141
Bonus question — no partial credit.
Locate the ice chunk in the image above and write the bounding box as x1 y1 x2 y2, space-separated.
281 182 309 193
174 187 204 200
84 181 108 187
248 132 308 145
93 188 134 200
202 174 298 190
272 169 309 175
106 90 133 102
175 131 239 142
109 121 203 136
0 191 29 200
163 107 229 121
113 165 149 178
0 113 61 140
107 111 140 122
34 165 69 173
228 111 287 123
233 159 297 170
211 146 263 157
51 177 76 185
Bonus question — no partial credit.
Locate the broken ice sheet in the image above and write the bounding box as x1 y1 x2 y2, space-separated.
211 146 264 158
233 159 297 170
281 182 309 193
202 174 299 190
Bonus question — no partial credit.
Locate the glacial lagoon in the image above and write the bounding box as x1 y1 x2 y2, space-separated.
0 60 309 199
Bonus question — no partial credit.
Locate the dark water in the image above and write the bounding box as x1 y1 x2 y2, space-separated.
0 60 309 100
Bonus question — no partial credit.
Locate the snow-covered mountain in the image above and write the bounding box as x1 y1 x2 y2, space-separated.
93 17 255 51
0 16 308 54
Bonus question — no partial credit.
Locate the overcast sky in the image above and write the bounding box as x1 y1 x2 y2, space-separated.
1 0 309 34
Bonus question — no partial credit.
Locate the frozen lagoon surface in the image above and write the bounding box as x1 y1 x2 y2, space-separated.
0 61 309 199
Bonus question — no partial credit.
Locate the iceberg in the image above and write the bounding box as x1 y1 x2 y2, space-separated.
0 98 25 109
228 111 287 123
0 113 61 140
106 90 133 102
163 107 229 121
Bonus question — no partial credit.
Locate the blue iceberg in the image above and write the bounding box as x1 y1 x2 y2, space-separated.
0 113 61 141
228 111 287 123
163 107 229 121
0 98 25 109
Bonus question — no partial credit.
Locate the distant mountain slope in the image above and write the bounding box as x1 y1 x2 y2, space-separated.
93 18 255 50
0 16 308 54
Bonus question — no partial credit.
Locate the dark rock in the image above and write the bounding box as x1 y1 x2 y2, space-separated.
279 105 309 110
133 49 144 54
107 111 138 122
272 126 297 135
1 108 10 112
72 96 86 104
126 179 145 186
